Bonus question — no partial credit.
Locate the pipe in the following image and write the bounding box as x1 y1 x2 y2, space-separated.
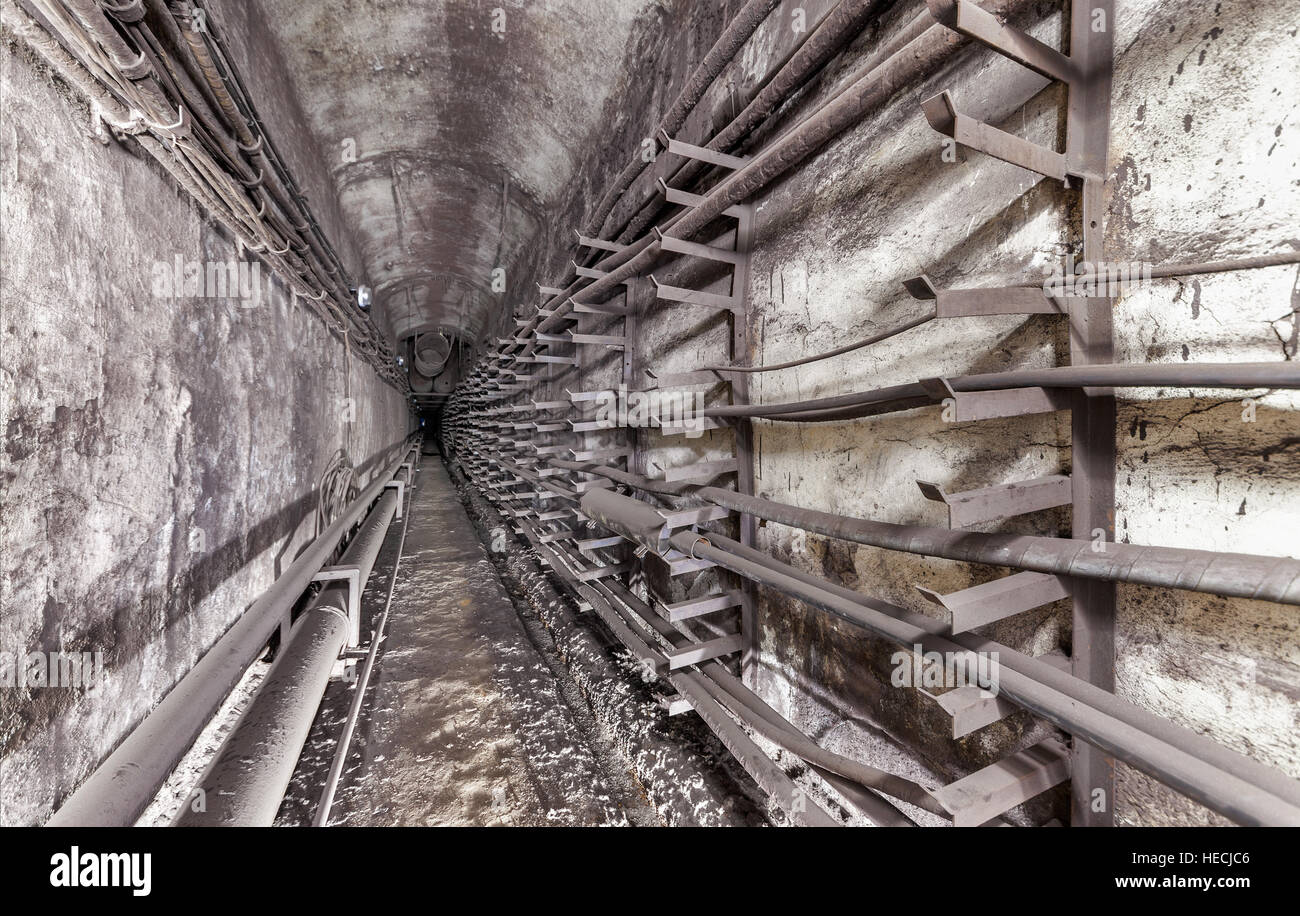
611 0 890 243
581 0 783 239
707 529 1300 813
525 525 841 826
508 0 984 355
314 467 416 826
667 529 1300 826
501 469 1300 826
47 442 415 827
555 517 948 822
704 361 1300 421
556 10 976 309
175 489 399 826
558 458 1300 606
701 311 934 374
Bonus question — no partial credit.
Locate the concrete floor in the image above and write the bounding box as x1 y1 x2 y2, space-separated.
276 460 661 826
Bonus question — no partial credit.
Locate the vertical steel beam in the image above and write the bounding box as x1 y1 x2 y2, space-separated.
1065 0 1116 827
731 205 760 683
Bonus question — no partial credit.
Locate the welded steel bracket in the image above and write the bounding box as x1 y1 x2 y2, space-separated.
658 505 731 529
656 178 747 219
920 376 1071 421
935 685 1016 739
659 130 750 170
657 694 695 717
313 565 361 649
924 0 1117 824
916 571 1071 634
666 634 744 670
933 737 1071 826
649 274 742 313
660 590 745 622
903 273 1066 317
916 474 1072 527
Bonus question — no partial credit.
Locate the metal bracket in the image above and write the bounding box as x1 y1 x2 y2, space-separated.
933 738 1071 827
921 376 1072 422
657 694 695 717
916 474 1072 527
660 590 745 622
903 273 1066 317
313 564 361 648
656 178 747 218
665 633 744 670
658 130 750 170
649 274 741 313
916 571 1071 634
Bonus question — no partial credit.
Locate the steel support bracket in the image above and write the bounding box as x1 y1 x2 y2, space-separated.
933 738 1071 826
313 564 362 649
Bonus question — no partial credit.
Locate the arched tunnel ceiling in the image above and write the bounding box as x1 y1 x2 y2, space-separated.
258 0 657 348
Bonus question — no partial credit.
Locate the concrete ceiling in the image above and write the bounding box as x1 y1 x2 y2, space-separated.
258 0 657 347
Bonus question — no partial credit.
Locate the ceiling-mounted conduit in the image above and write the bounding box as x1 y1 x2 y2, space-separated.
5 0 403 387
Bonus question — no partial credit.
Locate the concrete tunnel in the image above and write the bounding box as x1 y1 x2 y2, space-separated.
2 0 1300 851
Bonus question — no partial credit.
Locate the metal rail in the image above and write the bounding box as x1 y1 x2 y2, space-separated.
47 441 416 827
176 489 400 826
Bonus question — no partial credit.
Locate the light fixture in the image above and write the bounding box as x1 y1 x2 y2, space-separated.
355 285 372 310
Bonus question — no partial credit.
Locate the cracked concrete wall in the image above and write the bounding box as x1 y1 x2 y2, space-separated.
0 30 409 825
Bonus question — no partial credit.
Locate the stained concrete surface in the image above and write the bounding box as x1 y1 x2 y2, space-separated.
279 459 661 826
0 31 408 826
256 0 667 343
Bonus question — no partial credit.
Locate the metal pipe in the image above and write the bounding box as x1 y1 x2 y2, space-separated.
707 529 1300 813
520 517 840 826
314 471 415 826
704 361 1300 421
47 442 415 827
514 0 1006 352
701 311 934 374
581 0 782 239
611 0 889 243
669 529 1300 826
559 459 1300 606
562 12 976 308
578 559 937 819
508 470 1300 825
176 488 399 826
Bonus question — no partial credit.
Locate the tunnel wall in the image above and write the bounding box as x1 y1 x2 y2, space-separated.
0 30 409 824
458 0 1299 825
